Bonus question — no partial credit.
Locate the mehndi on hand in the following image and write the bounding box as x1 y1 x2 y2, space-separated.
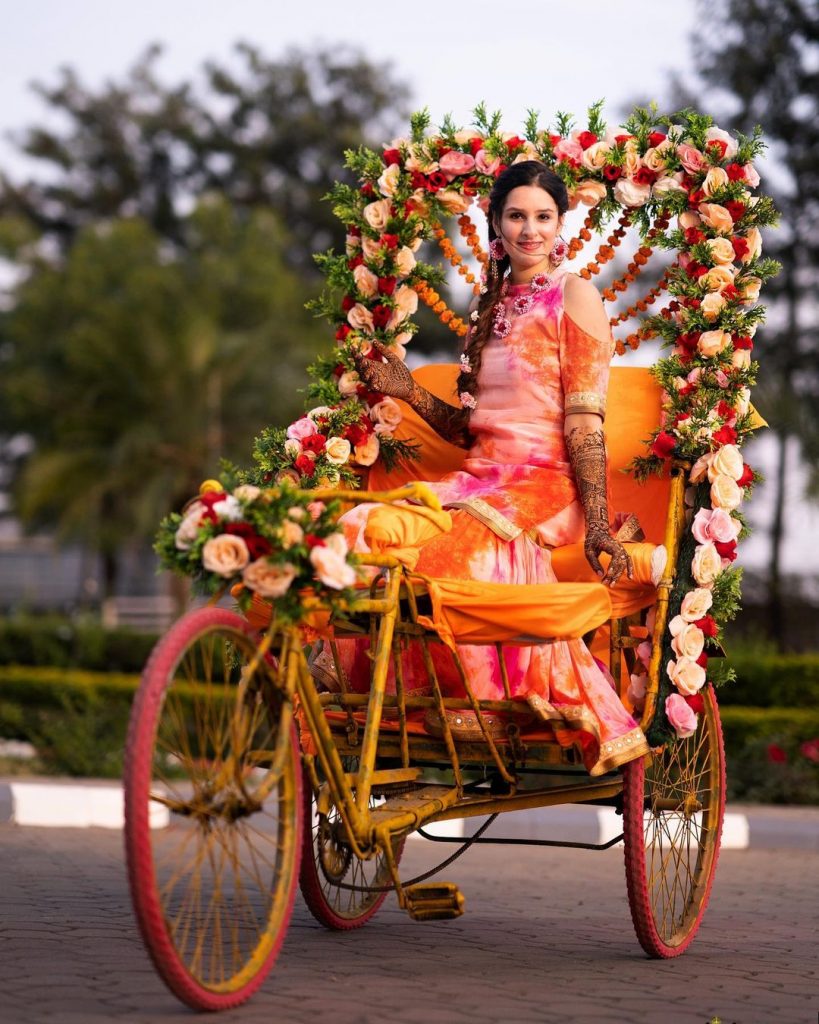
355 341 415 403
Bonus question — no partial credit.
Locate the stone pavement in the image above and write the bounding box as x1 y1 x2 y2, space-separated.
0 825 816 1024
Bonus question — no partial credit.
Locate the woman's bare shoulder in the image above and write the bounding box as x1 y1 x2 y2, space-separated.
562 272 610 338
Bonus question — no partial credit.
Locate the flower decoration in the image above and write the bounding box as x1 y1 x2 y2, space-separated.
155 479 361 623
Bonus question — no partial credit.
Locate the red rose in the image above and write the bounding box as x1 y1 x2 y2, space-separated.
689 263 708 280
383 148 402 166
347 255 364 270
300 433 327 456
365 390 385 406
494 164 508 177
381 233 400 249
733 335 754 350
548 134 562 147
648 131 667 148
343 423 369 447
346 225 361 238
684 227 705 246
737 464 754 487
224 522 272 561
695 615 719 638
731 236 750 260
722 284 739 300
304 533 326 550
683 693 705 715
614 134 635 144
427 171 448 191
706 139 728 160
673 412 691 426
688 189 706 207
294 454 316 477
198 490 226 508
333 363 345 377
688 298 702 309
714 539 738 561
603 165 622 181
577 130 598 150
341 295 355 312
410 170 428 191
360 182 375 198
462 175 479 195
469 137 484 155
800 738 819 764
696 651 708 668
371 304 392 329
712 424 738 446
335 325 351 342
651 431 677 459
437 143 452 157
716 399 735 419
724 200 746 222
767 743 788 764
634 166 658 186
378 275 397 296
505 135 525 150
725 162 745 182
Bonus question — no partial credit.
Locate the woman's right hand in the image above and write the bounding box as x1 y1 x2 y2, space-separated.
355 341 416 403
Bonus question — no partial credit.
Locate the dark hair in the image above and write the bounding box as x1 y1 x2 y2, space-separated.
457 162 569 402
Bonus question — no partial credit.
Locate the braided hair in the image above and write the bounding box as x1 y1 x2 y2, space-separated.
457 161 569 401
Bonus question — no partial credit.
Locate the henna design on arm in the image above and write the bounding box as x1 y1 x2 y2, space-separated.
565 424 633 586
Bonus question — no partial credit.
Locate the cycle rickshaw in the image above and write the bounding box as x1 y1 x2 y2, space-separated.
124 361 727 1012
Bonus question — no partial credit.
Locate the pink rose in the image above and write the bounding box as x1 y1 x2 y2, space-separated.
474 149 501 175
667 657 707 696
692 542 724 587
742 163 760 187
666 693 698 739
680 588 713 622
628 673 647 708
310 545 357 590
370 397 403 432
677 144 707 174
636 640 652 669
306 500 325 520
241 558 297 598
202 534 250 577
553 139 583 166
692 507 741 545
286 416 318 442
439 150 476 178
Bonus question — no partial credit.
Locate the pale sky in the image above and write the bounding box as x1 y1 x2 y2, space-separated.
1 0 816 577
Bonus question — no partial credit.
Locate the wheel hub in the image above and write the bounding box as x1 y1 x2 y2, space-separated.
318 815 353 883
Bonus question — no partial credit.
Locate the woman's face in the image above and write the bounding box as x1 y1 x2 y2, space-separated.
494 184 563 280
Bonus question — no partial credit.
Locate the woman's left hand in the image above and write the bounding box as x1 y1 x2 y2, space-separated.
584 527 633 587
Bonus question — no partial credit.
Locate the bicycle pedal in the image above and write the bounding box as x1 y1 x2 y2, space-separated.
403 882 465 921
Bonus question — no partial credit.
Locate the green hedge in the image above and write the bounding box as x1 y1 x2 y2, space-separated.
720 652 819 707
0 618 158 673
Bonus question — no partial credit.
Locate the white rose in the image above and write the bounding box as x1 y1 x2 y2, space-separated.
369 397 403 432
202 534 250 577
284 438 301 458
353 264 379 298
709 444 744 481
310 545 357 590
362 199 392 232
241 558 297 598
324 436 352 465
212 495 243 521
613 177 652 208
653 175 687 197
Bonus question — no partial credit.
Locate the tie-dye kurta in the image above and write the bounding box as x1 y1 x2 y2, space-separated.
337 271 649 776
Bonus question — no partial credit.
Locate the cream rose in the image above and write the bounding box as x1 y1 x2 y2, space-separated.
697 329 731 356
698 203 734 235
353 264 379 298
580 141 610 171
666 693 698 739
362 199 392 232
280 520 304 548
174 509 204 550
708 444 744 481
347 303 375 334
739 276 762 303
667 657 707 696
702 265 735 292
337 371 361 397
702 166 730 197
692 541 724 587
680 588 714 622
202 534 250 577
700 294 727 324
353 432 381 467
653 175 687 197
388 284 419 329
741 227 762 263
395 246 416 277
437 189 471 215
622 140 642 178
641 146 667 173
706 237 736 266
241 558 297 598
233 484 261 503
310 545 357 590
361 236 383 262
613 177 651 208
672 622 706 661
324 436 352 465
404 150 438 174
573 180 608 206
369 397 403 432
710 474 743 511
377 163 401 197
732 349 752 370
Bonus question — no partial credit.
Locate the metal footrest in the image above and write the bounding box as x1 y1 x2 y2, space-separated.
404 882 465 921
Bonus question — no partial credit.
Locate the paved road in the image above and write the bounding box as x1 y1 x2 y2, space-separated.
1 826 817 1024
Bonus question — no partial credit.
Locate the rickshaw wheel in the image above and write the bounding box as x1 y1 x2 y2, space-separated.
299 755 404 929
124 606 302 1011
622 683 725 958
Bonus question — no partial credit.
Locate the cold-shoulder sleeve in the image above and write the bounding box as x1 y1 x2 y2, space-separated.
559 311 613 419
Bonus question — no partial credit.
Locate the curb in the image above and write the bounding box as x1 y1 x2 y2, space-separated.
2 777 818 849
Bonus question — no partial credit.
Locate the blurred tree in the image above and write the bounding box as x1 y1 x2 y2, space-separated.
672 0 818 647
0 198 326 595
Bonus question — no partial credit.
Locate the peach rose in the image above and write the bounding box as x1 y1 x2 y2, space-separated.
345 233 361 255
613 177 651 208
573 180 608 206
347 303 375 334
653 175 687 197
439 150 476 177
622 140 642 178
692 507 741 544
677 143 707 175
709 443 744 481
705 126 738 159
233 484 261 503
362 236 383 262
641 146 667 173
699 295 727 325
732 349 751 370
279 519 304 549
678 210 702 231
395 246 416 277
369 397 403 431
672 622 705 661
324 436 352 465
740 227 762 263
667 657 707 696
174 508 204 550
394 330 413 347
437 189 471 215
692 541 724 587
353 432 381 467
702 166 729 197
706 237 736 265
689 453 713 483
338 370 361 397
680 588 713 622
666 693 698 738
388 284 419 329
202 534 250 577
276 468 301 486
698 203 734 235
454 129 480 145
404 150 438 174
697 329 731 356
242 557 296 598
310 545 357 590
581 141 611 171
377 163 401 197
354 264 379 298
739 276 762 303
710 474 743 511
702 265 736 292
362 199 392 232
287 505 306 521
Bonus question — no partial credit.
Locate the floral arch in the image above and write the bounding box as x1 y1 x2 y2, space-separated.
244 102 778 741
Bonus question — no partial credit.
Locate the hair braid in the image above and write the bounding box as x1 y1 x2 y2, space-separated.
456 249 507 399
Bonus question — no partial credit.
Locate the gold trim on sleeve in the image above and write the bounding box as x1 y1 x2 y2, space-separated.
565 391 606 417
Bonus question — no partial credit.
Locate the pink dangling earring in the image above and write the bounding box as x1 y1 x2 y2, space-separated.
550 237 568 267
488 237 506 260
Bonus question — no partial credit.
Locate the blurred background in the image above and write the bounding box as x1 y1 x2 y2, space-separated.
0 0 816 651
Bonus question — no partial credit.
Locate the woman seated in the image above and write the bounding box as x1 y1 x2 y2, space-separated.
318 160 651 776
